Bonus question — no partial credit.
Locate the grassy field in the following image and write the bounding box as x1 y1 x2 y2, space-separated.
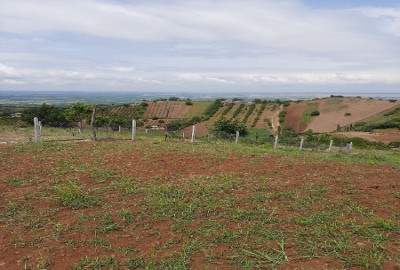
187 102 213 118
1 138 400 269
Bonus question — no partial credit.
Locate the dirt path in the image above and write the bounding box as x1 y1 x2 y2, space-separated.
271 105 283 133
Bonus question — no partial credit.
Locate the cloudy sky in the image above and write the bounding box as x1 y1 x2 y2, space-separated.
1 0 400 92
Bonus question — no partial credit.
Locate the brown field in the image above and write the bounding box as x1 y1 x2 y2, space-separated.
335 130 400 144
284 103 307 132
285 98 400 133
255 104 280 131
143 101 191 119
1 141 400 269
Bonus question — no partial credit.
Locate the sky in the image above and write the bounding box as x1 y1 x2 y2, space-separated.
0 0 400 93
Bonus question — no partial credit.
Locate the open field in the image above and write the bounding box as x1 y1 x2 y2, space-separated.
143 102 192 119
285 98 400 133
335 130 400 144
1 140 400 269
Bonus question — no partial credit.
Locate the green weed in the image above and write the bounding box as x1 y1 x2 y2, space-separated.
55 181 99 209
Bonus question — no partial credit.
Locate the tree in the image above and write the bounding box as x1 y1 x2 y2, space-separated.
64 103 91 132
310 111 320 116
211 118 249 139
21 103 69 127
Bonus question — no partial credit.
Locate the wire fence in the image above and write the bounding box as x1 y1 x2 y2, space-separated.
1 120 354 153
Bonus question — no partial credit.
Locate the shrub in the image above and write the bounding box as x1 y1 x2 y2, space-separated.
232 103 245 118
388 141 400 148
332 137 389 150
22 103 70 127
310 111 320 116
242 103 256 123
278 110 287 123
221 103 234 116
211 118 249 138
204 99 223 118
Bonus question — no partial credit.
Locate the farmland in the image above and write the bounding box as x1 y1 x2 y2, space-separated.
1 139 400 269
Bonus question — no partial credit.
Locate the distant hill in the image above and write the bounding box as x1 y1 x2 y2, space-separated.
284 97 400 133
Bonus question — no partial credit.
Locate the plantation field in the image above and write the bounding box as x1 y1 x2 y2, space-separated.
285 98 399 133
1 140 400 269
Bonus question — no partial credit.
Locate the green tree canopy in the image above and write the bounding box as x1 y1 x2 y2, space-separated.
211 118 249 139
21 103 69 127
64 103 91 132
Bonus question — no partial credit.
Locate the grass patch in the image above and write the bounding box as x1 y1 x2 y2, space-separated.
301 102 319 123
55 181 99 209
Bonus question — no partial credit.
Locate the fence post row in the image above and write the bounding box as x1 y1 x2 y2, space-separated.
34 117 41 142
132 120 137 141
191 125 196 143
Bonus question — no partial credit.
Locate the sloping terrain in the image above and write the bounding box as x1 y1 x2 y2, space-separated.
183 102 278 137
143 101 192 119
335 130 400 144
285 98 400 133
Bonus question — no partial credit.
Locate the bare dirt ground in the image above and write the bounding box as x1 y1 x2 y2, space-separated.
1 141 399 269
255 104 278 130
284 103 307 132
335 131 400 144
271 105 283 133
306 98 399 133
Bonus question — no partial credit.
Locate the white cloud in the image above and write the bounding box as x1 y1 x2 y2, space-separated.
100 66 136 73
358 7 400 37
0 63 22 78
0 79 27 86
0 1 397 58
1 1 400 91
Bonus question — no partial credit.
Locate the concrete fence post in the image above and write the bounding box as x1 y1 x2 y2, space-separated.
274 135 278 149
132 120 136 141
299 139 304 150
328 140 333 152
235 131 239 144
145 129 148 134
191 125 196 143
118 126 121 133
346 142 353 153
34 117 40 142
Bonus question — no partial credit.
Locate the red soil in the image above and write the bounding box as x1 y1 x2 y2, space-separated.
1 141 399 269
